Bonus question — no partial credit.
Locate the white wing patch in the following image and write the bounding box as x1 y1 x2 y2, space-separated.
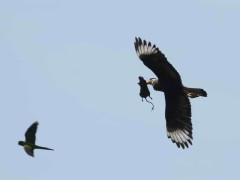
134 37 159 57
167 128 192 149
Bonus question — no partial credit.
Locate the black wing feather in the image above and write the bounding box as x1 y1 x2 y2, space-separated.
25 121 38 144
165 90 192 148
135 37 182 89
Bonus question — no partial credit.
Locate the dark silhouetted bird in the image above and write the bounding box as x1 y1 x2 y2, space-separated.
138 76 154 110
18 122 53 157
134 37 207 149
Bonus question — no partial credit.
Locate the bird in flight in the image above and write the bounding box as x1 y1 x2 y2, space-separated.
134 37 207 149
18 121 54 157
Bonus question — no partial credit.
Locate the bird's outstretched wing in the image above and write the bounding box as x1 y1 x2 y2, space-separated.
24 148 34 157
25 121 39 144
164 90 192 148
134 37 182 88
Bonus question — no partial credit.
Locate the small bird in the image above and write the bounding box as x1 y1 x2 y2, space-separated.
18 121 53 157
134 37 207 149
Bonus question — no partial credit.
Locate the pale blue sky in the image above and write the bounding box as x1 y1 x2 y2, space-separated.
1 0 240 179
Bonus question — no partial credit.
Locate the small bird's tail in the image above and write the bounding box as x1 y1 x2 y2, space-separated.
184 87 207 98
35 145 54 151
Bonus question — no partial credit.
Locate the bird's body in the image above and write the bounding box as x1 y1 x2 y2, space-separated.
18 122 53 157
23 144 32 150
147 78 207 98
134 37 207 149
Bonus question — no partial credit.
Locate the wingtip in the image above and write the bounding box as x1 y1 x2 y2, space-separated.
134 37 159 58
32 121 39 126
34 122 39 127
29 154 34 157
167 129 193 149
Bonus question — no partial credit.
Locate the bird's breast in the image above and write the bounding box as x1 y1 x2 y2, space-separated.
24 145 33 150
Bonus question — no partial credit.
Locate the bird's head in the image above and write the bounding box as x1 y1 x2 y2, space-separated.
18 141 25 146
146 78 157 85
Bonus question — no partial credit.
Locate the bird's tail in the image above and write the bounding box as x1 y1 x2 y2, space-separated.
35 145 54 151
184 87 207 98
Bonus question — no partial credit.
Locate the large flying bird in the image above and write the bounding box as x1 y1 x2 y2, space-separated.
134 37 207 149
18 122 54 157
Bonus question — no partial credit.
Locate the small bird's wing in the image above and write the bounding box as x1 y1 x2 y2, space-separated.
24 148 34 157
25 121 39 144
164 90 192 149
134 37 182 88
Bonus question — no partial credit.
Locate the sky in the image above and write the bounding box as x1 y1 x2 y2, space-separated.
1 0 240 179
